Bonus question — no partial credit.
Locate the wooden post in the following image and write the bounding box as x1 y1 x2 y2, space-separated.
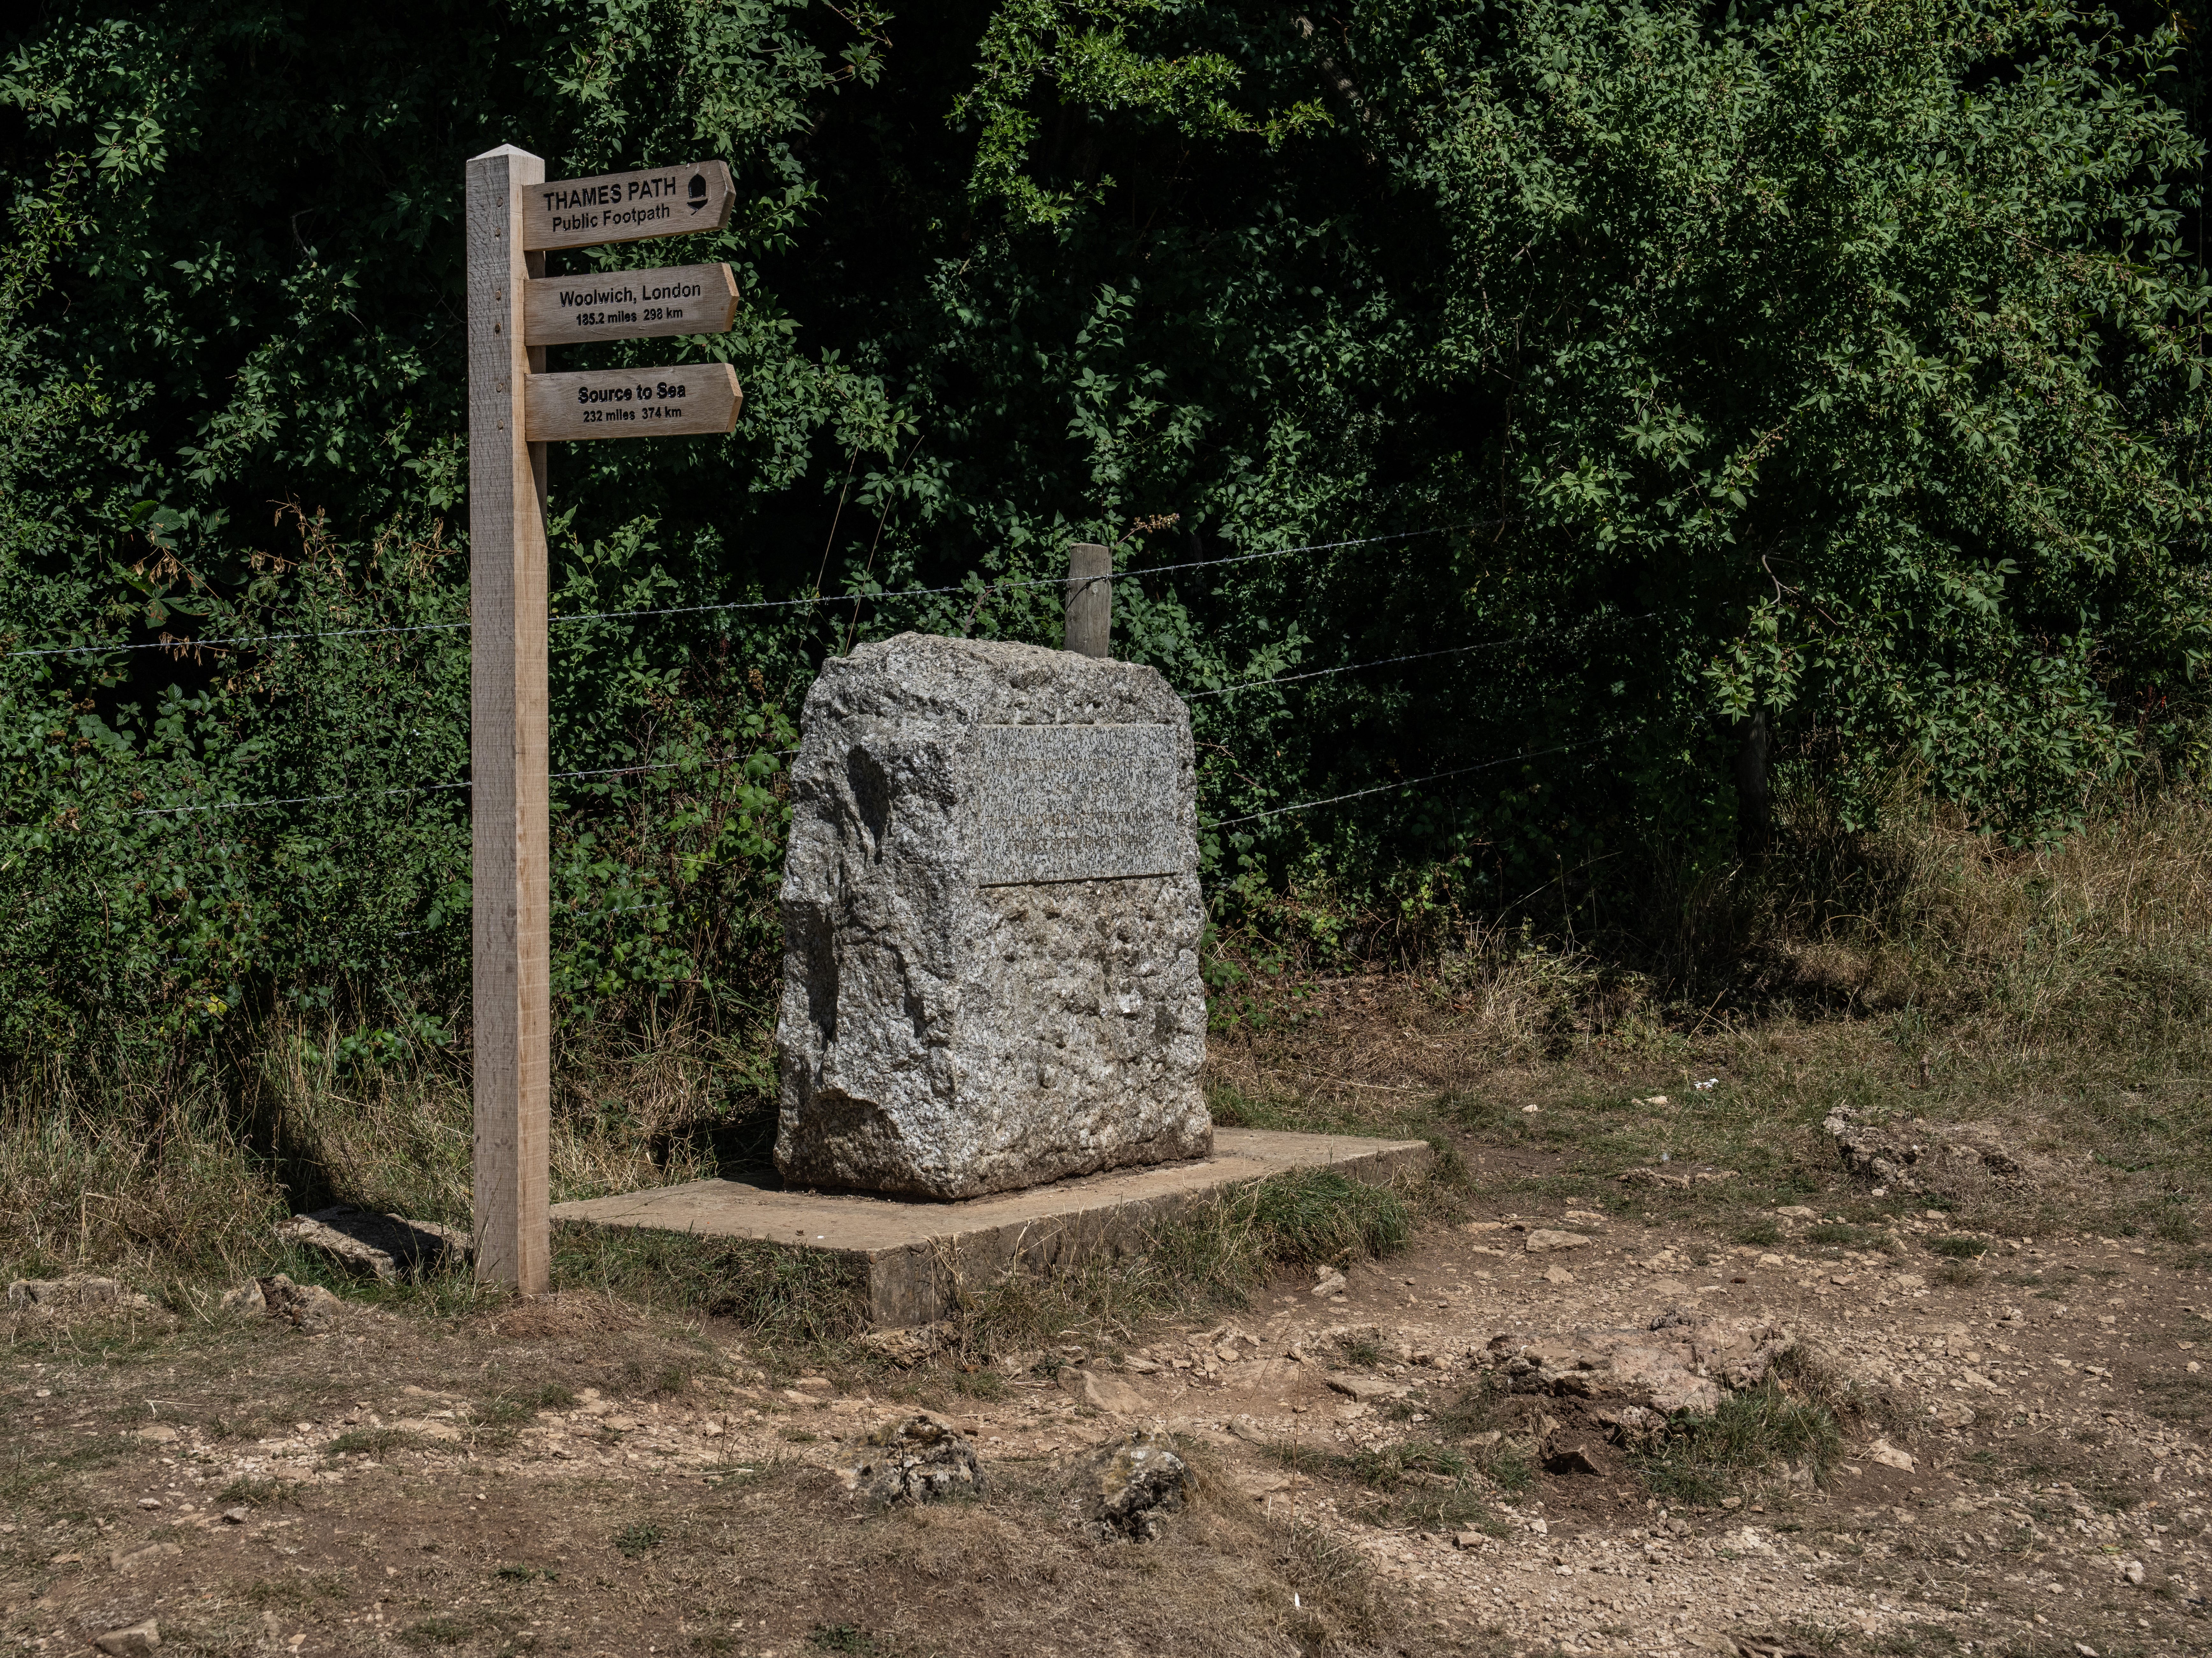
466 143 552 1294
1064 542 1111 657
462 148 743 1289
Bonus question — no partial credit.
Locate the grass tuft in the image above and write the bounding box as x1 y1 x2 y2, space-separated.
1803 1222 1869 1247
324 1428 413 1460
1264 1436 1507 1535
1632 1374 1844 1505
1245 1167 1413 1264
550 1221 869 1340
1425 1373 1540 1494
1337 1333 1384 1368
216 1476 303 1507
950 1165 1419 1357
399 1616 473 1647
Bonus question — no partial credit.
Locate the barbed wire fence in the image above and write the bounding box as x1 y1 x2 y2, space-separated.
7 520 1635 942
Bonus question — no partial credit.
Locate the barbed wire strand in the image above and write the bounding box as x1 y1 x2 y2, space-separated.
15 520 1509 662
123 746 800 820
1189 635 1524 701
1202 737 1603 830
1186 611 1653 701
134 781 470 818
10 619 469 661
366 735 1596 932
118 687 1584 818
553 519 1507 632
553 747 798 782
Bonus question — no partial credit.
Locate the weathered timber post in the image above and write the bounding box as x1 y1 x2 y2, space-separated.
466 143 553 1293
1064 541 1111 657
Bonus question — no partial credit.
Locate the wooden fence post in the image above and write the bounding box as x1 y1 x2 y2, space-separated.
466 143 552 1294
1064 542 1111 657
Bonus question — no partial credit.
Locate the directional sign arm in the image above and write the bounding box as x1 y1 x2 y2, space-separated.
524 363 742 442
523 161 734 252
523 263 738 347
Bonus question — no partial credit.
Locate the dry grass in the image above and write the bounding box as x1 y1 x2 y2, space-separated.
10 774 2212 1309
944 1164 1433 1361
1205 778 2212 1245
0 1010 765 1288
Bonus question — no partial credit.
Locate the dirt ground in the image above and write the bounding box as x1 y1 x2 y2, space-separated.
6 1157 2208 1658
9 963 2212 1658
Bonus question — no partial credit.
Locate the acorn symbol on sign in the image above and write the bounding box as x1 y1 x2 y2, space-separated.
687 173 708 214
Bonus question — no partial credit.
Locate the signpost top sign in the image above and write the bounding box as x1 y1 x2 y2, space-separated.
523 159 734 252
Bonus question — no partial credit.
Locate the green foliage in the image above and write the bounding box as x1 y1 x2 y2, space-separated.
0 0 849 1083
952 0 1326 225
4 0 2212 1104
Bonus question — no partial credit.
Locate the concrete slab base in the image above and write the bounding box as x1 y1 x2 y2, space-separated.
549 1128 1431 1328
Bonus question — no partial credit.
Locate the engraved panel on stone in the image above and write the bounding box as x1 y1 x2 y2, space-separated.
968 724 1183 886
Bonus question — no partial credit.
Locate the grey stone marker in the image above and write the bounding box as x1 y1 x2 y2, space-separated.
774 633 1211 1199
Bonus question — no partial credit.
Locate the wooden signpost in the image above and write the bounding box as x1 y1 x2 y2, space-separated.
466 144 743 1293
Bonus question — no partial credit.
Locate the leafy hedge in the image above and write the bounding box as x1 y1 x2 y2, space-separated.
3 0 2209 1073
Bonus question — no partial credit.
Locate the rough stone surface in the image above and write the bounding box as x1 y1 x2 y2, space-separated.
1061 1367 1150 1415
108 1542 180 1575
256 1274 343 1332
272 1205 470 1282
5 1276 154 1312
853 1321 953 1368
1085 1431 1190 1542
842 1415 986 1507
93 1619 159 1656
1325 1371 1409 1402
1617 1163 1739 1190
1825 1106 2055 1198
1523 1228 1591 1253
1868 1437 1916 1470
775 633 1210 1199
1481 1310 1796 1418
